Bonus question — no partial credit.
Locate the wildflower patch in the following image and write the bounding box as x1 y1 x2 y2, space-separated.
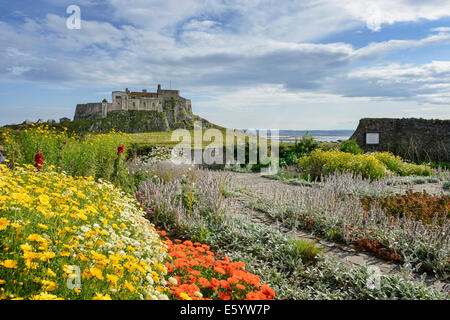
0 165 168 300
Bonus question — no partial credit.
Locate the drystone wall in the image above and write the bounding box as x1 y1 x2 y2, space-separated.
350 118 450 161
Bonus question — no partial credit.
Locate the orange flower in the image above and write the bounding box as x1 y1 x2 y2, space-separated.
165 263 174 272
236 284 246 290
218 292 231 300
198 277 211 288
227 277 239 285
246 292 262 300
214 266 226 275
210 278 220 290
188 269 201 276
261 284 276 298
220 280 231 290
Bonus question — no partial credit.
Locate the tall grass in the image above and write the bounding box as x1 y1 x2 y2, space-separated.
2 125 131 180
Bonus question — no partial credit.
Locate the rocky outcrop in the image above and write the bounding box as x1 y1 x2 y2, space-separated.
350 118 450 161
71 110 218 133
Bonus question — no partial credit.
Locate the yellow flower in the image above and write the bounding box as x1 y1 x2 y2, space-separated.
27 234 45 242
41 280 58 292
123 280 135 292
89 267 104 281
40 251 55 261
0 280 6 285
106 274 119 284
38 194 50 205
30 292 63 300
92 293 112 300
1 260 18 268
20 244 33 251
47 268 56 277
37 223 49 230
0 218 10 230
179 292 192 300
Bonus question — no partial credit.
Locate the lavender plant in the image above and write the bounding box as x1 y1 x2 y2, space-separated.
244 172 449 278
135 162 447 299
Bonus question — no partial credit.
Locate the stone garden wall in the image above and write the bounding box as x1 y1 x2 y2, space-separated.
350 118 450 162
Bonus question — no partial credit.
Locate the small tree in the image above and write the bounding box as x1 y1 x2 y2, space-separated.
339 139 362 155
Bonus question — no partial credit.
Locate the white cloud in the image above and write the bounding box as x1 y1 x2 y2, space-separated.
431 27 450 32
335 0 450 30
1 0 450 128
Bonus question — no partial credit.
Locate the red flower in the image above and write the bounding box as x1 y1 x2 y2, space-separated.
117 144 125 155
34 152 43 171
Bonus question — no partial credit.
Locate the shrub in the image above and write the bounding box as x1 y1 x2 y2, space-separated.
0 165 168 300
442 181 450 191
2 125 131 181
297 150 386 180
361 190 450 226
292 238 323 263
279 133 319 167
339 139 362 155
372 152 433 176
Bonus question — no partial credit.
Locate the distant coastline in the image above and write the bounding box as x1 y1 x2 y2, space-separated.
247 129 354 143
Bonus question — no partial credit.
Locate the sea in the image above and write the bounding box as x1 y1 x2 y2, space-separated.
253 130 354 143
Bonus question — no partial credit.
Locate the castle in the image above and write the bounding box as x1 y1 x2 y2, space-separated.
74 84 192 120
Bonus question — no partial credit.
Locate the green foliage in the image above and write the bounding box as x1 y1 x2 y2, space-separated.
297 150 435 181
279 133 319 167
292 238 324 263
339 139 362 154
443 181 450 190
192 227 211 243
297 150 387 180
372 152 434 176
2 125 130 182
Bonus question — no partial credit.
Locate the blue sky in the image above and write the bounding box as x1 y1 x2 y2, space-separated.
0 0 449 129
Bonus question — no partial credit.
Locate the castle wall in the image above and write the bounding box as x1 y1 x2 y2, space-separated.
350 118 450 161
74 86 193 122
74 103 103 120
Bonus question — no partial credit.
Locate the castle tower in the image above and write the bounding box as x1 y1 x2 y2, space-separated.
101 99 108 118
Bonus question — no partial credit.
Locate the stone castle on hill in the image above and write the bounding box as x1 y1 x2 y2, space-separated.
74 84 192 120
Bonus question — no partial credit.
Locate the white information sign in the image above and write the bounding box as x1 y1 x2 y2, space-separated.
366 133 379 145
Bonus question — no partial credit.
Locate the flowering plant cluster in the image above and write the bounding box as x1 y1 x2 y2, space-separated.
1 125 131 180
298 150 387 180
297 150 434 181
158 232 276 300
361 190 449 226
0 165 169 300
372 152 434 176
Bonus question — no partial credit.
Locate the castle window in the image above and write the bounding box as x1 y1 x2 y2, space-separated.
144 102 146 107
132 102 135 107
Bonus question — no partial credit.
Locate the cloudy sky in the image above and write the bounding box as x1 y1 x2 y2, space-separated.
0 0 449 129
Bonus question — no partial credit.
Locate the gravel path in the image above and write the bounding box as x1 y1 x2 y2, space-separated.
222 171 449 293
